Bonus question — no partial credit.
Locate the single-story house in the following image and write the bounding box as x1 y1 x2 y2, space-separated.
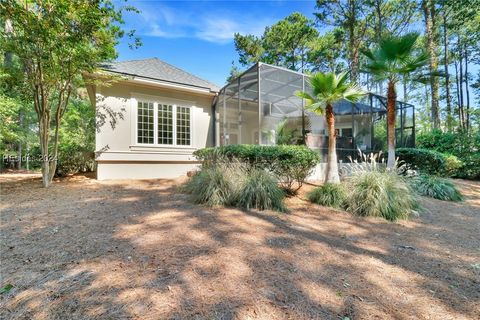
87 58 219 180
87 58 414 180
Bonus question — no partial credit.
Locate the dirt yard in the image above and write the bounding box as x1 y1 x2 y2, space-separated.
0 174 479 320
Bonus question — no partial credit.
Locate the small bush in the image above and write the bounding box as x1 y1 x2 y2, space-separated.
443 154 463 177
396 148 446 175
410 175 463 201
194 145 320 193
455 153 480 180
416 130 480 179
235 169 285 211
183 163 243 206
345 171 418 221
308 183 347 209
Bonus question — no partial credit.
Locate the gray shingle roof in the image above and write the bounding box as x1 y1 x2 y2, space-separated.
102 58 219 92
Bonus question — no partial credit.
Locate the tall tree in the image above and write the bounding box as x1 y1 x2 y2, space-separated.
233 13 317 72
0 0 140 187
296 72 364 183
307 29 346 73
422 0 441 129
362 33 429 168
315 0 370 83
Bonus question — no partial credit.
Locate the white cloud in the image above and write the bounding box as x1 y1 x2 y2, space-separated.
195 17 273 43
129 3 274 44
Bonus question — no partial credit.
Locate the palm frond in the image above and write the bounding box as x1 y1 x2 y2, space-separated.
297 71 365 116
362 33 424 82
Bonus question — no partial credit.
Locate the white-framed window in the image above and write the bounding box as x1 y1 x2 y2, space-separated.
137 101 154 144
136 100 192 146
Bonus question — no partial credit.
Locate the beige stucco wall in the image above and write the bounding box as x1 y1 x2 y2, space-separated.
95 80 215 180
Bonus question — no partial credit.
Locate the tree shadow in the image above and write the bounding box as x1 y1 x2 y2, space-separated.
0 175 478 319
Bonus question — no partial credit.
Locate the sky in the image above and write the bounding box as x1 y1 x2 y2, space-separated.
115 0 317 87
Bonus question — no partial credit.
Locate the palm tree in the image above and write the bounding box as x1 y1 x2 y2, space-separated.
296 72 364 183
362 33 429 169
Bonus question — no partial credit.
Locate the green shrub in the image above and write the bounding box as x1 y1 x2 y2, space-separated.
345 171 418 221
410 175 463 201
454 153 480 180
396 148 446 175
194 145 320 193
56 146 95 176
235 169 285 211
183 163 242 206
443 154 464 177
308 183 347 209
417 130 480 179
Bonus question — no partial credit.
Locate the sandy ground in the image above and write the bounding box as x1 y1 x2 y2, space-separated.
0 173 479 320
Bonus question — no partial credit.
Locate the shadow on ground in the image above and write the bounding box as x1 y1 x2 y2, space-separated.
0 174 479 319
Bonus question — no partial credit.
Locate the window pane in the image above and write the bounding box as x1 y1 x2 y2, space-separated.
137 101 154 144
158 104 173 144
176 106 191 145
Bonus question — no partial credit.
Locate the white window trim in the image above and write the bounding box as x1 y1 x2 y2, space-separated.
131 95 194 149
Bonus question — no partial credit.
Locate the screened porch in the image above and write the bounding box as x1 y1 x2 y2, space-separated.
213 62 415 162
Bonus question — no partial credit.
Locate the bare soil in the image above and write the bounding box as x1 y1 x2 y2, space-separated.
0 173 479 319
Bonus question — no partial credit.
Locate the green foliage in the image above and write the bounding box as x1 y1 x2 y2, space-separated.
410 175 463 201
443 154 464 177
183 163 241 207
307 183 347 209
362 33 429 83
0 0 139 186
234 12 318 71
456 153 480 180
396 148 447 175
296 71 364 183
194 145 320 193
0 284 13 294
416 130 480 179
56 98 96 176
183 163 285 211
296 71 365 113
235 169 285 211
417 130 480 156
345 170 418 221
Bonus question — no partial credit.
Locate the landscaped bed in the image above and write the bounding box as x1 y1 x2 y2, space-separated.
0 173 479 319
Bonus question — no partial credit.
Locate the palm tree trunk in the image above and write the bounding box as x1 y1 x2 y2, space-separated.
325 103 340 183
386 81 396 169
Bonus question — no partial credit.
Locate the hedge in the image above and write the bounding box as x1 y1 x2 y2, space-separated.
193 145 320 193
396 148 447 175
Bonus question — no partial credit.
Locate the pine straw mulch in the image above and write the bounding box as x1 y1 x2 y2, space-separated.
0 173 479 320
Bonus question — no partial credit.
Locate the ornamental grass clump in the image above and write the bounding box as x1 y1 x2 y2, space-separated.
235 169 286 212
307 183 347 209
183 162 244 206
345 170 418 221
410 175 463 201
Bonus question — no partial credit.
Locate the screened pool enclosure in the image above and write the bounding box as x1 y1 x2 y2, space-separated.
213 62 415 162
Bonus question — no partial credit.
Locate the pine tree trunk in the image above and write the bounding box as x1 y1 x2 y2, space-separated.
423 0 440 130
454 60 462 128
386 81 396 169
464 45 470 132
325 104 340 184
458 46 465 130
443 13 453 131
